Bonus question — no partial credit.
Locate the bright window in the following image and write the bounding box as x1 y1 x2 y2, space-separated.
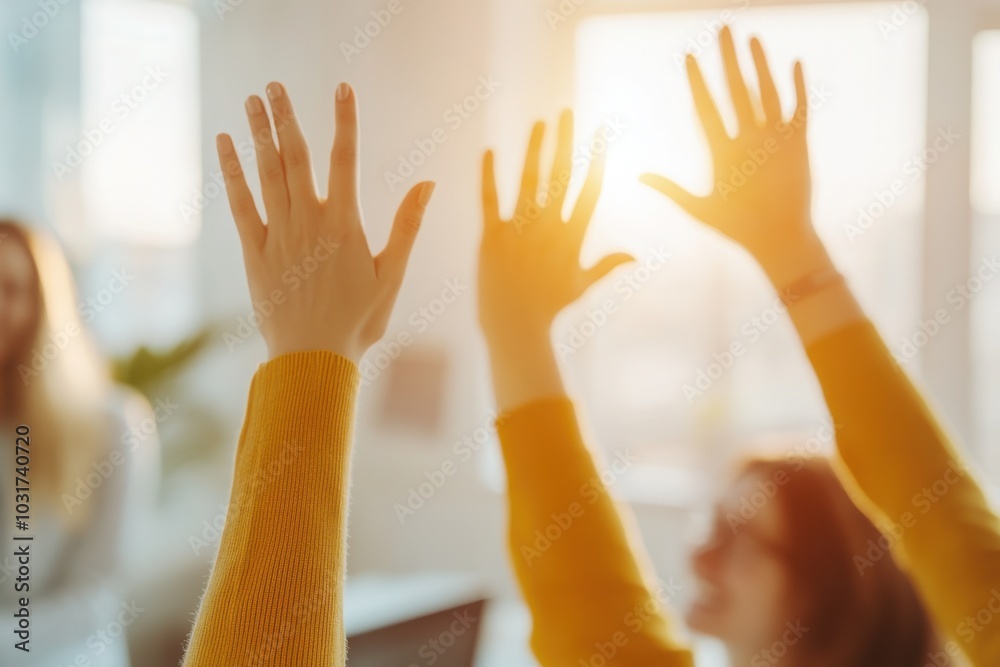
80 0 200 247
566 4 928 475
971 30 1000 478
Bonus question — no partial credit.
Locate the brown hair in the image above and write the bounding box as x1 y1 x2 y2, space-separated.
739 457 939 666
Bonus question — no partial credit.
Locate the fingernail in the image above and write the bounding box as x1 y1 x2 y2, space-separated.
336 82 351 102
216 134 227 150
418 182 436 207
266 82 284 100
245 95 264 114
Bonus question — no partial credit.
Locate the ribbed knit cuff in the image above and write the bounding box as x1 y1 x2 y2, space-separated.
219 351 359 666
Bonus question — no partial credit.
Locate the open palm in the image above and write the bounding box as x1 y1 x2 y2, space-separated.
478 112 633 343
642 28 815 265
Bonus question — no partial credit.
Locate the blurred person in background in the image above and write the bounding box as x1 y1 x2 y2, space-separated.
475 27 988 666
0 219 159 667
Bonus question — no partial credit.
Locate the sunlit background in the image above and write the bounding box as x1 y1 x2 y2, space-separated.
1 0 998 664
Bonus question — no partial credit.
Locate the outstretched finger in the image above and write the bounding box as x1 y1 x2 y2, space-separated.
376 181 436 292
686 55 729 143
266 82 318 207
245 94 289 224
750 38 782 124
217 133 265 251
719 26 757 131
329 82 360 217
481 150 501 227
517 122 545 213
548 110 575 217
793 61 809 127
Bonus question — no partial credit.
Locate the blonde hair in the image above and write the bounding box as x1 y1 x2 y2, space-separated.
0 220 110 522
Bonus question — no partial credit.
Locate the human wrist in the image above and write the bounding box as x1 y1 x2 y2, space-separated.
754 229 835 295
267 335 364 365
485 326 566 413
481 314 553 359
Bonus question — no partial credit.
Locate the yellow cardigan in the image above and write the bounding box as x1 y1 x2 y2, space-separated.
497 321 1000 666
182 351 359 666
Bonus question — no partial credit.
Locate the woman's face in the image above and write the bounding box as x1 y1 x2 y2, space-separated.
686 471 795 654
0 237 37 365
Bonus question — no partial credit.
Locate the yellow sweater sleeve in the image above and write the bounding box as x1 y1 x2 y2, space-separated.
497 397 693 667
182 350 360 667
806 320 1000 665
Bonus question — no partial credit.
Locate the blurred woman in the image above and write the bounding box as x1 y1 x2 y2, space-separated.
0 219 159 667
475 28 984 665
688 457 935 664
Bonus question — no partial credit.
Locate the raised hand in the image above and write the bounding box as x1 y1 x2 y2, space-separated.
641 27 821 280
217 82 435 362
479 111 632 347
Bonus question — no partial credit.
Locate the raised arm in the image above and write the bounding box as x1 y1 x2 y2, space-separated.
479 113 692 666
182 82 435 666
643 27 1000 665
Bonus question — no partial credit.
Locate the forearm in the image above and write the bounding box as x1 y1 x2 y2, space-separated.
183 351 359 667
485 323 566 412
756 230 958 508
758 234 1000 665
488 329 691 665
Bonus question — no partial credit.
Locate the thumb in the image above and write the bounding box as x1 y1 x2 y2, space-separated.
376 181 436 287
640 173 709 221
583 252 635 290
